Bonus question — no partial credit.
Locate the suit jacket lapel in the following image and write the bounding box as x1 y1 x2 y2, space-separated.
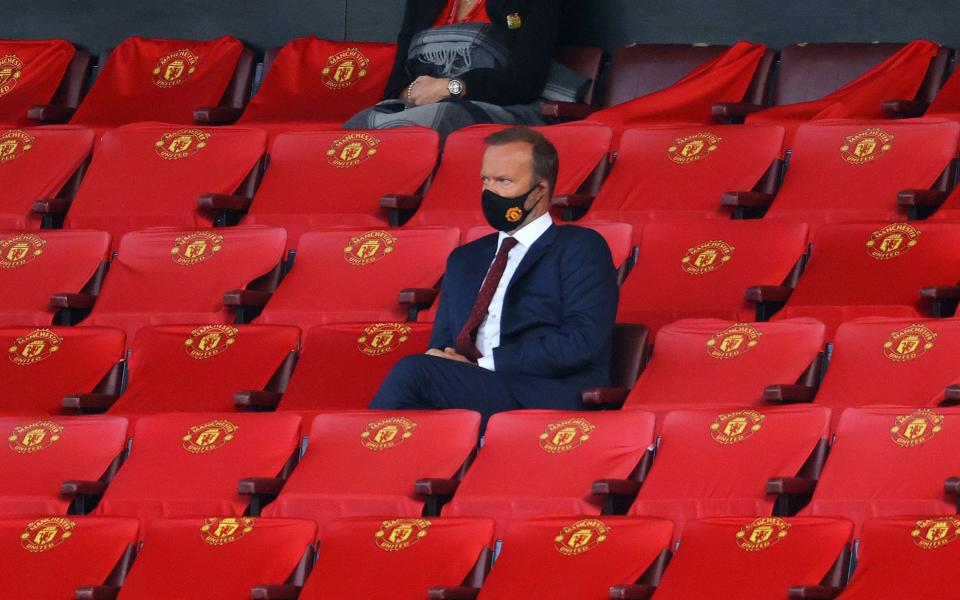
460 234 499 320
506 225 558 296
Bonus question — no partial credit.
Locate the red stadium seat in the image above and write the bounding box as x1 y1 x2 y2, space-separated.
117 517 315 599
0 39 78 126
0 326 124 415
0 415 127 515
261 410 480 526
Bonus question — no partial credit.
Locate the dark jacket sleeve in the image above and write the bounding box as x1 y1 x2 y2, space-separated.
384 0 445 100
428 250 458 350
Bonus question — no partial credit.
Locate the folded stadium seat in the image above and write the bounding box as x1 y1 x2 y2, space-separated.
45 123 267 249
650 517 853 600
0 126 93 229
751 119 959 229
0 229 110 327
242 127 439 246
79 226 286 340
436 410 655 537
0 326 124 415
0 415 127 515
253 227 458 328
62 36 252 129
292 517 493 600
0 516 139 600
116 517 316 599
772 222 960 339
476 516 674 599
260 410 480 526
383 122 612 233
94 412 301 528
616 220 809 335
801 406 960 534
833 516 960 600
0 39 87 127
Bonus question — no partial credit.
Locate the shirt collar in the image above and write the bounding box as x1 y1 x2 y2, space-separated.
497 212 553 250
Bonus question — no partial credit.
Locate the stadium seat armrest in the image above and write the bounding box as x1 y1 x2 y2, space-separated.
234 390 283 410
787 585 843 599
897 189 948 207
920 286 960 300
942 385 960 406
551 194 595 209
193 106 243 125
61 480 109 497
223 289 272 308
62 393 118 411
745 285 792 303
32 198 70 214
427 586 481 600
720 191 774 208
197 194 252 211
237 477 285 496
27 104 75 123
609 584 657 600
379 194 423 210
592 479 642 496
766 476 816 495
711 102 764 120
250 584 301 600
882 99 927 117
415 478 460 497
763 384 815 404
50 293 96 309
540 100 594 119
75 585 120 600
398 287 439 306
581 387 630 408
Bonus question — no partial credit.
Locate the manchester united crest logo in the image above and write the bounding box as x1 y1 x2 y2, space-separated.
668 132 722 165
890 409 943 448
736 517 790 552
343 230 397 266
912 517 960 550
8 329 62 366
840 128 893 165
0 234 46 269
865 223 921 261
539 418 595 454
360 416 416 451
0 55 24 98
7 420 63 454
184 324 238 360
357 322 411 356
710 410 765 445
883 324 936 363
326 132 380 168
200 517 254 546
152 49 199 88
0 129 34 162
154 128 210 160
182 419 238 454
322 48 369 90
375 518 430 552
170 231 223 266
681 240 735 275
554 519 610 556
20 517 76 553
706 324 763 360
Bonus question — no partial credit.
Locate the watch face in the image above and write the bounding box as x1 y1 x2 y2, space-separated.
448 79 463 96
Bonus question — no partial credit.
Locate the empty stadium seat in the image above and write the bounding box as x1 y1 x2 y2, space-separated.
0 39 84 127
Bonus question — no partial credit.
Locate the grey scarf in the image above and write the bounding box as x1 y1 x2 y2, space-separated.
406 22 508 79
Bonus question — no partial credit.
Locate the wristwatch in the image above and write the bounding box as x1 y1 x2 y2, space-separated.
447 78 465 97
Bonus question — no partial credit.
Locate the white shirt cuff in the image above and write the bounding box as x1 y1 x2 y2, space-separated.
477 354 495 371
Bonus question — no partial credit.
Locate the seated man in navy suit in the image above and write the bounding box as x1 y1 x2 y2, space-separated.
370 126 618 422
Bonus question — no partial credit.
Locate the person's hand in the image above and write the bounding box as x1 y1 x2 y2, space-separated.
408 76 452 106
425 347 475 364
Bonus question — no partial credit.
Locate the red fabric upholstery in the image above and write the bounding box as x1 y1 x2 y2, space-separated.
0 415 127 515
240 38 397 126
652 517 852 600
0 229 110 327
630 406 830 538
71 36 243 127
773 223 960 339
0 516 138 600
300 517 493 599
82 226 286 340
583 124 784 225
802 406 960 534
0 39 75 126
838 516 960 599
95 413 301 527
0 326 124 415
0 126 93 229
244 128 439 245
764 119 959 231
263 410 480 526
443 410 655 537
478 516 673 599
617 221 809 334
64 123 267 249
434 0 492 25
930 186 960 221
117 517 315 599
257 227 458 328
463 222 634 268
406 122 612 231
624 318 825 410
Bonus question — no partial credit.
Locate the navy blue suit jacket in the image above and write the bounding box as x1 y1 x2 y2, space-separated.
429 224 619 410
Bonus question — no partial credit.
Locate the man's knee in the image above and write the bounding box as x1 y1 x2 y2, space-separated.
389 354 436 381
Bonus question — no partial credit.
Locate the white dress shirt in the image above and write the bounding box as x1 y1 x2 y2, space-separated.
475 212 554 371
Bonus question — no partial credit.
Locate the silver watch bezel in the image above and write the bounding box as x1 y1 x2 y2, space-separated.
448 78 464 97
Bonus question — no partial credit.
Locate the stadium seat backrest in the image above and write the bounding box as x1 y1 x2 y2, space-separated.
0 415 127 515
0 326 124 415
264 410 481 526
0 229 110 327
0 126 93 229
0 39 76 126
652 517 852 600
117 517 315 599
300 517 493 599
95 412 301 526
477 516 673 599
464 222 634 269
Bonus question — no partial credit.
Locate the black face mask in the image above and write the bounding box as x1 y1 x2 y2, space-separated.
481 184 541 232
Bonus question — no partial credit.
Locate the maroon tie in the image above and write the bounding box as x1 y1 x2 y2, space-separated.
455 237 519 360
